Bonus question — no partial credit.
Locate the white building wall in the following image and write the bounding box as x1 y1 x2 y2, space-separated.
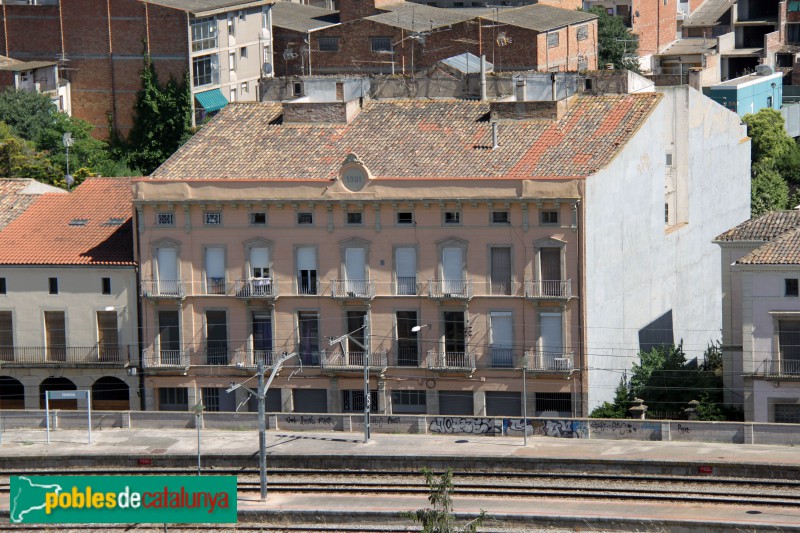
583 86 751 410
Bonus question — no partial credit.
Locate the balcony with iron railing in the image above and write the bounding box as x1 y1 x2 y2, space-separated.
330 279 376 300
764 358 800 379
141 348 190 368
204 277 229 295
427 350 476 372
488 346 515 369
234 277 279 299
395 277 418 296
395 346 420 367
296 278 320 296
141 279 185 299
525 350 574 373
0 345 132 366
428 279 473 300
321 349 388 372
232 349 281 368
524 279 572 301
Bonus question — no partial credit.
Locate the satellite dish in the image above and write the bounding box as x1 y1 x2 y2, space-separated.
62 131 73 147
262 62 273 75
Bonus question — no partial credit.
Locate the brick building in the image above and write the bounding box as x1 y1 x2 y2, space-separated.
273 1 597 75
0 0 274 138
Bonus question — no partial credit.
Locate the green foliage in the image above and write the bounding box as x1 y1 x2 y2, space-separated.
694 393 726 421
126 53 192 175
589 378 629 418
589 7 640 72
403 468 486 533
743 109 797 164
0 89 57 143
751 160 789 216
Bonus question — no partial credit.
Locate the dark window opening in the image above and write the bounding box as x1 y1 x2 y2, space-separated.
48 277 58 295
101 277 111 295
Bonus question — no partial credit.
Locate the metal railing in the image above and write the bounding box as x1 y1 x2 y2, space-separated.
321 349 388 370
489 347 514 368
396 346 420 366
298 350 322 366
141 348 189 368
427 350 476 371
233 277 279 299
330 279 376 299
524 279 572 300
0 345 131 365
297 278 320 295
428 279 473 300
232 349 280 368
765 359 800 378
204 277 228 295
525 350 574 372
395 277 417 295
141 279 185 298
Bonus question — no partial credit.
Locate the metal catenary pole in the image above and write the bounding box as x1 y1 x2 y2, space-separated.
258 360 267 501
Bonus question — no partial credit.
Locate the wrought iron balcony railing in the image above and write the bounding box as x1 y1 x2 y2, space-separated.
427 350 476 371
525 350 574 372
524 279 572 300
330 279 376 299
141 279 185 299
321 349 388 371
428 279 473 300
0 345 131 365
234 277 279 299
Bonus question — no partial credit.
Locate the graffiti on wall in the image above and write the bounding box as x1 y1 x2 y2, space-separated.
502 419 587 439
428 417 501 435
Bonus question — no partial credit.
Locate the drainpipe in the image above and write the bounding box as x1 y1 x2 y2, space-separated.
480 54 487 101
307 30 312 76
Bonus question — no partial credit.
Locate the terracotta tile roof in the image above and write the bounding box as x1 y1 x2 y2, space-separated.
0 177 135 266
738 227 800 265
151 95 661 181
483 4 597 33
715 211 800 242
0 178 64 231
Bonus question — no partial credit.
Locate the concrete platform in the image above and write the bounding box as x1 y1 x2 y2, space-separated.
1 428 800 531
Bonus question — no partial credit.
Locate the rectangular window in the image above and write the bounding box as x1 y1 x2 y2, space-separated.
205 212 222 225
297 246 318 295
444 211 461 225
191 17 217 52
202 388 220 412
577 25 588 41
240 46 248 59
44 310 66 361
229 51 236 73
371 37 392 52
157 212 174 225
342 390 379 412
490 247 512 295
491 211 510 224
787 279 799 297
253 312 273 356
0 277 6 294
159 387 188 411
239 10 246 21
227 16 235 36
250 212 267 225
297 212 313 224
318 37 339 52
391 390 426 413
0 311 13 360
665 152 674 167
396 212 413 224
158 310 180 364
193 55 215 87
230 88 236 103
396 311 419 366
206 310 228 365
250 247 270 280
205 247 226 294
395 247 417 295
97 310 119 361
101 277 111 295
48 277 58 295
346 311 367 363
490 311 513 368
444 311 466 367
775 404 800 423
347 212 363 225
535 392 571 414
790 0 800 12
298 311 320 365
547 32 559 48
541 211 559 225
241 81 248 93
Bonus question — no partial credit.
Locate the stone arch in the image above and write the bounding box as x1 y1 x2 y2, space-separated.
0 376 24 409
92 376 130 411
39 376 77 410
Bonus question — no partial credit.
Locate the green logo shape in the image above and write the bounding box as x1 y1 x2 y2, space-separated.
10 475 237 524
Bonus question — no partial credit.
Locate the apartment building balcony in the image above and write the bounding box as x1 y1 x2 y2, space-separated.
141 279 185 299
234 277 279 300
321 349 388 373
525 350 574 373
395 346 420 367
764 358 800 379
395 276 418 296
142 348 190 368
203 277 229 295
428 280 473 300
427 350 476 372
232 349 281 368
524 280 572 301
330 279 376 300
488 347 515 368
0 345 132 366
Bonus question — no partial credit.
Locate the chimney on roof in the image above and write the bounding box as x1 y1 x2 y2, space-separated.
492 122 499 150
283 79 363 124
515 79 526 102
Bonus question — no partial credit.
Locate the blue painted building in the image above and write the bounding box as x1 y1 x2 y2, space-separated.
705 71 783 117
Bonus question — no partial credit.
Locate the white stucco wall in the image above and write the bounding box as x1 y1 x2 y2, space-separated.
583 86 751 410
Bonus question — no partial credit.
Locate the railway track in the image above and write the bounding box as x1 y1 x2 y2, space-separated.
2 468 799 507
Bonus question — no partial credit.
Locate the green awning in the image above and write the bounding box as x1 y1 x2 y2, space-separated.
195 89 228 113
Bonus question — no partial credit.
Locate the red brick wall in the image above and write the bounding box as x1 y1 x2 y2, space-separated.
277 17 597 75
633 0 677 56
0 0 188 140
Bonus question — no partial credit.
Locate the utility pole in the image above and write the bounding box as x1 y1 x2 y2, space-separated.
328 316 371 443
227 351 299 501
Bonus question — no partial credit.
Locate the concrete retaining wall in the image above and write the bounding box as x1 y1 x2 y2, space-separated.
3 410 800 446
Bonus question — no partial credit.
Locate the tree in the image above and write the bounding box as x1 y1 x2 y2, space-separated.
588 7 640 72
0 89 57 143
589 377 629 418
403 468 486 533
742 109 797 164
126 52 193 175
751 160 789 216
